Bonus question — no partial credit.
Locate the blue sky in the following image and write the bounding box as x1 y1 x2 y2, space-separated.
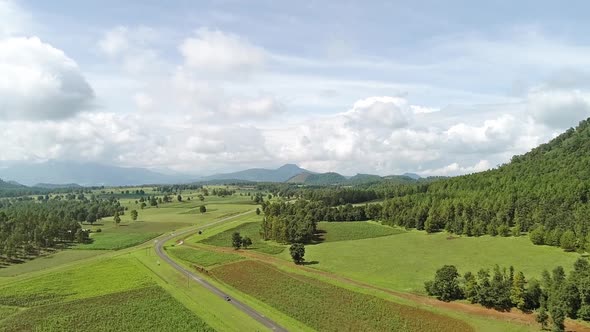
1 0 590 175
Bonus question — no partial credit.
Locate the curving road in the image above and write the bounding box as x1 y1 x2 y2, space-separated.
154 210 287 332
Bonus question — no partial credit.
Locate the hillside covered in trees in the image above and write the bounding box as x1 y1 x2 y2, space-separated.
381 118 590 250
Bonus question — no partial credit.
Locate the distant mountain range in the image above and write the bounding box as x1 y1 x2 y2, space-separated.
0 160 424 187
0 161 189 187
201 164 308 182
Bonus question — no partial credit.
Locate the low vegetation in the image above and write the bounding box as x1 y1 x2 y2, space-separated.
304 231 579 293
0 286 213 332
200 221 284 254
77 232 160 250
167 246 242 267
0 258 153 307
213 260 474 332
316 221 403 242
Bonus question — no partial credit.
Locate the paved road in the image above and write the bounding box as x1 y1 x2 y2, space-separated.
154 210 288 332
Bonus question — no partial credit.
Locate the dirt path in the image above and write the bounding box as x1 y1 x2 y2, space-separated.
187 242 590 332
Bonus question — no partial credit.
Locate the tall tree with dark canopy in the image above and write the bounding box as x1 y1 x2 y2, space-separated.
425 265 463 302
231 232 242 250
289 243 305 264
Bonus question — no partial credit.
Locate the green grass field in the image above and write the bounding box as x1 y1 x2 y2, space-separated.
79 232 160 250
213 260 474 332
304 229 581 293
0 250 106 277
0 287 213 332
0 190 277 332
316 221 404 242
0 258 154 307
2 188 571 332
200 221 285 254
167 246 243 267
0 306 19 322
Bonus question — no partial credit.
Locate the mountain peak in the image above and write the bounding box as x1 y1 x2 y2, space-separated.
277 164 303 171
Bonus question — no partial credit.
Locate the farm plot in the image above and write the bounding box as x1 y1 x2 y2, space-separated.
0 258 153 307
0 287 213 332
212 260 474 332
167 246 243 267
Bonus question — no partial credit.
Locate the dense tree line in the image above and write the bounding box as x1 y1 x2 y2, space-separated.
0 199 122 260
0 180 96 198
211 188 235 197
300 188 379 206
425 259 590 331
156 184 202 193
378 118 590 250
260 200 376 244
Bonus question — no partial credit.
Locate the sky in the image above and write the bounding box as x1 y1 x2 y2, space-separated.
1 0 590 176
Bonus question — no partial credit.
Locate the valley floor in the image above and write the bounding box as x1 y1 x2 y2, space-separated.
2 190 589 331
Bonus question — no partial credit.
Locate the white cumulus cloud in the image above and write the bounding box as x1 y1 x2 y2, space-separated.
0 37 94 120
526 88 590 129
179 28 266 75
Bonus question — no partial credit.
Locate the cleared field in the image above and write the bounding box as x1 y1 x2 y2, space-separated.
77 221 190 250
0 258 154 307
200 221 285 254
0 250 106 277
306 230 581 293
0 287 213 332
317 221 404 242
213 260 474 332
78 232 160 250
0 306 19 322
167 246 243 267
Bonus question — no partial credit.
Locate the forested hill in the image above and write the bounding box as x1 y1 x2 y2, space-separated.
0 179 25 189
382 118 590 250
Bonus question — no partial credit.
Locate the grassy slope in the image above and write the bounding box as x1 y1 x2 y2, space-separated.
200 221 285 254
167 246 243 267
0 250 106 277
0 287 213 332
130 249 270 332
0 258 154 307
213 260 473 332
305 230 580 293
0 190 273 332
317 221 404 242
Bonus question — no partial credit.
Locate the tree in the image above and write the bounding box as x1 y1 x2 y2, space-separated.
200 205 206 214
510 271 527 310
463 271 478 303
76 229 89 243
177 194 182 202
289 243 305 264
232 232 242 250
525 278 543 310
530 226 545 245
130 209 138 221
113 211 121 225
560 230 577 252
242 237 252 249
86 213 97 225
256 207 261 215
536 300 549 330
198 194 205 202
550 304 566 332
425 265 463 302
150 197 158 206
